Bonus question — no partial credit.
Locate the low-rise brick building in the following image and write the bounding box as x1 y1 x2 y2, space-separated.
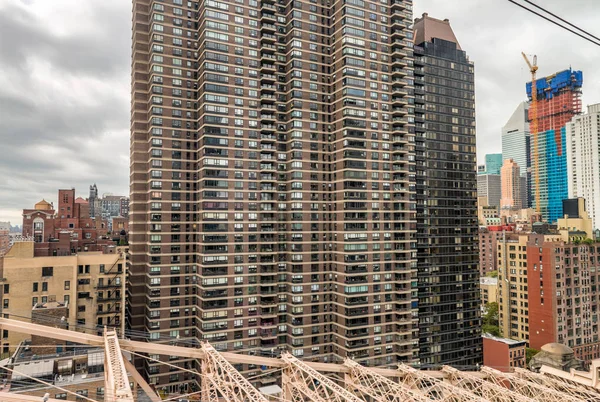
483 333 526 372
21 189 114 257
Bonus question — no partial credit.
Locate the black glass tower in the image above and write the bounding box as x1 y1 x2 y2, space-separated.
413 14 482 366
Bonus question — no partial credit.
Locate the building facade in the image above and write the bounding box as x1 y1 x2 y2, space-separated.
0 221 9 256
89 184 100 219
482 334 526 372
502 102 531 208
0 241 127 355
498 213 600 363
527 237 600 363
413 14 481 366
477 174 501 208
500 158 522 210
479 226 512 275
527 68 583 223
566 103 600 231
480 277 498 306
484 153 502 175
21 190 114 257
497 233 530 342
130 0 418 387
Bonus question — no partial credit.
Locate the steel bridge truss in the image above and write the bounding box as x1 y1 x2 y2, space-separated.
0 318 599 402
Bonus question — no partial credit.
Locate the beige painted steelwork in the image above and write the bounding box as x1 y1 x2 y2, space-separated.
2 318 600 401
280 352 363 402
480 366 586 402
442 366 536 402
200 342 269 402
513 367 600 401
343 359 430 401
396 364 486 401
104 329 134 401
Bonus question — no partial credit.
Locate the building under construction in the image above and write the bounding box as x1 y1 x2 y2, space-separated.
526 68 583 223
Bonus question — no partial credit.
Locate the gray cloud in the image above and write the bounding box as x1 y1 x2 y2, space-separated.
0 0 131 224
414 0 600 163
1 0 598 223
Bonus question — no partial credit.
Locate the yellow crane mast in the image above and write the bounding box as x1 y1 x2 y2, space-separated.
522 52 540 213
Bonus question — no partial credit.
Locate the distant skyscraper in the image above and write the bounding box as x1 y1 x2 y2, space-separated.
527 68 583 223
566 103 600 230
89 184 99 218
500 159 522 209
414 13 482 366
484 154 502 175
130 0 417 386
477 174 501 208
502 102 531 207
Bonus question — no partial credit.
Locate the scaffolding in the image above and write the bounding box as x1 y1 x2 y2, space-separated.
525 66 583 222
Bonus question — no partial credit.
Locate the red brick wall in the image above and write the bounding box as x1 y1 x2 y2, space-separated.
57 189 75 219
527 239 557 350
483 337 509 371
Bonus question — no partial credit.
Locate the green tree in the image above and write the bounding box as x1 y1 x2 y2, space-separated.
482 302 500 336
526 348 539 364
486 270 498 278
483 302 499 326
482 324 500 337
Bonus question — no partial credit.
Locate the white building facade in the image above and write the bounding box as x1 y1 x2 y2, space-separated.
566 103 600 230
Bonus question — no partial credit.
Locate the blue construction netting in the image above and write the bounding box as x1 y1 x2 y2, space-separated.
526 68 583 100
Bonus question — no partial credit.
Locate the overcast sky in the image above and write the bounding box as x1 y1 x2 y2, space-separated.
0 0 599 224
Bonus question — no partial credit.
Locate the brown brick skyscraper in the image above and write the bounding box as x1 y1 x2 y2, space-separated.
130 0 416 389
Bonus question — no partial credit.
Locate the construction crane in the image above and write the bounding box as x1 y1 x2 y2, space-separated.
522 52 540 213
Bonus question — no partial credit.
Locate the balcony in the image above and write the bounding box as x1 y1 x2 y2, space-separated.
261 33 276 43
97 294 121 302
96 281 121 289
346 339 369 349
261 12 276 22
261 23 276 32
97 308 120 315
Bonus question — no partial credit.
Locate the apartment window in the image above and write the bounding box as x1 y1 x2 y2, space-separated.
2 285 8 294
75 390 88 401
42 282 48 292
2 300 8 309
65 281 70 290
33 283 39 292
32 297 38 307
55 394 67 400
42 266 53 277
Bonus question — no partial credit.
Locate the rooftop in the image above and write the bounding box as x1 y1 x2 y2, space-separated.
480 277 498 286
483 333 526 346
414 13 461 49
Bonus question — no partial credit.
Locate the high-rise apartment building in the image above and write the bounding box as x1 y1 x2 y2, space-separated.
413 14 481 366
566 103 600 230
527 68 582 223
500 158 522 210
130 0 417 388
502 102 530 207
